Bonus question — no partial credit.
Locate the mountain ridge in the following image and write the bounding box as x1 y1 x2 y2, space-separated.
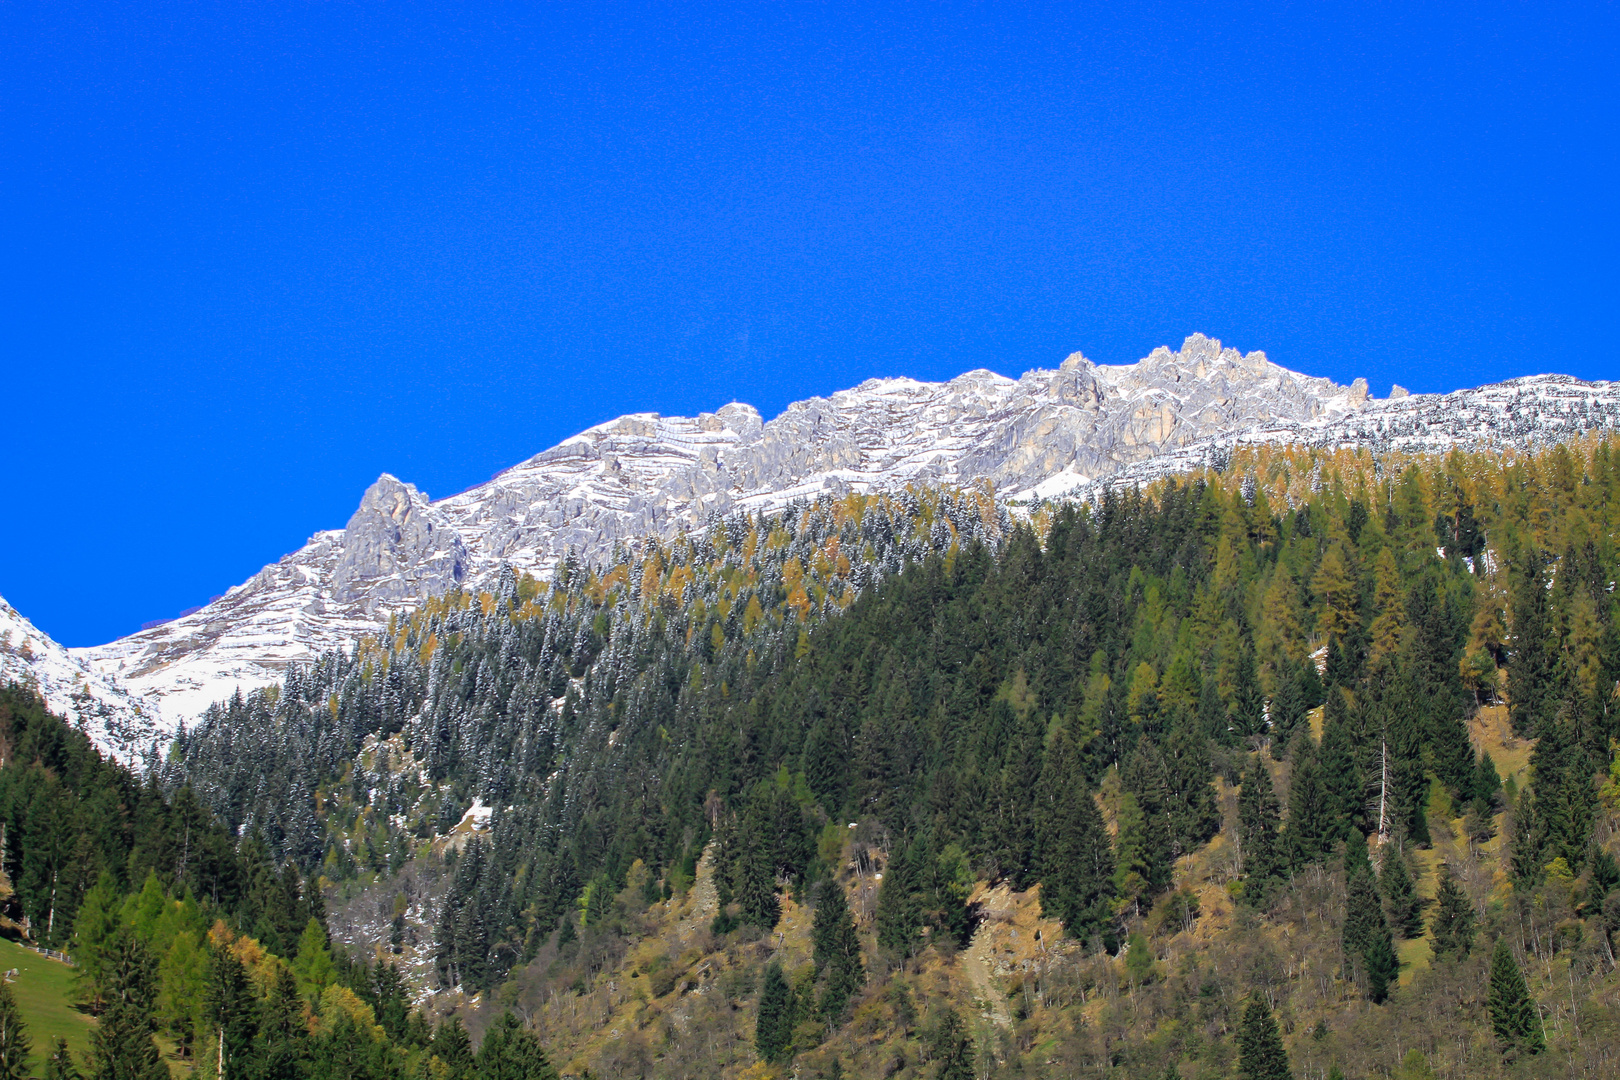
28 333 1619 742
0 593 165 761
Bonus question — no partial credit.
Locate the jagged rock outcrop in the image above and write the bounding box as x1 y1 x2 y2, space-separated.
332 475 469 611
59 333 1620 734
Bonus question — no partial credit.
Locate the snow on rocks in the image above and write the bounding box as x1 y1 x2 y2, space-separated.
0 593 165 764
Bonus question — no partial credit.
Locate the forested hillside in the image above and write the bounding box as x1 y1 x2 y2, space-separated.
0 686 560 1078
7 439 1620 1077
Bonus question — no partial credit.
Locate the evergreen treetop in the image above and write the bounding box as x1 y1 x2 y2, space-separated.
1237 995 1293 1080
1487 937 1543 1055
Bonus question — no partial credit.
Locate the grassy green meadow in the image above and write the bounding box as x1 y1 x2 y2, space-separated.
0 937 94 1073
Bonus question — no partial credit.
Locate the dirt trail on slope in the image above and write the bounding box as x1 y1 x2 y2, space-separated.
962 918 1013 1029
677 843 719 945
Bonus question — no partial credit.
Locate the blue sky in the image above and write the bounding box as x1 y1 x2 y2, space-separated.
3 2 1616 647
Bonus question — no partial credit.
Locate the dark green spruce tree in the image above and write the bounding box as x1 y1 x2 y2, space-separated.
1317 696 1364 832
1161 721 1220 857
1268 657 1309 747
1378 848 1424 938
87 931 168 1080
205 943 257 1079
735 829 782 930
473 1012 558 1080
256 964 308 1080
1236 995 1293 1080
0 982 29 1080
928 1008 976 1080
1034 726 1118 950
1506 551 1557 738
1285 742 1338 868
44 1037 82 1080
1342 833 1397 1003
1487 938 1543 1055
1237 759 1285 908
811 879 864 1022
755 961 795 1065
431 1017 473 1077
1428 863 1476 960
1526 713 1595 871
1473 752 1502 807
875 841 921 957
1118 739 1176 902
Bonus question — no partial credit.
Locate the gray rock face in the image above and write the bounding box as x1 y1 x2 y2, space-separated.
331 475 468 611
68 333 1620 728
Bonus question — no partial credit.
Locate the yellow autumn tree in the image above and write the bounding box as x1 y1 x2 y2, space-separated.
1311 542 1360 644
1257 561 1305 663
1366 547 1406 672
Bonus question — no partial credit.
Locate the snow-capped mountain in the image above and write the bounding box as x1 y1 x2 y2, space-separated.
56 334 1620 736
0 593 165 763
1041 371 1620 502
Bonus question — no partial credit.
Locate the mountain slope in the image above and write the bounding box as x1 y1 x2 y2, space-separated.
159 438 1620 1080
71 334 1620 728
0 593 164 762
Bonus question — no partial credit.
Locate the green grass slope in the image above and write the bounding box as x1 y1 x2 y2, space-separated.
0 937 94 1072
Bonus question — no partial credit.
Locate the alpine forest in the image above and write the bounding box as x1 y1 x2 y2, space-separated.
8 438 1620 1080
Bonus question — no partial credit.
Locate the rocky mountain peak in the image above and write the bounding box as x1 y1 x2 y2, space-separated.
332 475 468 609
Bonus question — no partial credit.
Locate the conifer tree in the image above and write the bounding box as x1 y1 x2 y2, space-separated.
44 1038 81 1080
992 707 1046 888
1322 637 1350 691
917 838 975 950
1487 938 1543 1055
1362 931 1398 1006
1236 995 1293 1080
473 1012 558 1080
735 832 781 930
1318 693 1364 831
1588 848 1620 909
0 982 29 1080
1285 745 1337 868
1035 734 1118 950
1237 760 1284 908
1342 833 1397 1003
1428 863 1476 960
1509 788 1546 888
371 964 409 1041
1507 552 1557 738
928 1008 975 1080
432 1017 473 1077
1366 548 1406 673
1473 752 1502 806
756 961 794 1064
71 873 121 1015
1119 741 1175 901
87 931 168 1080
1270 663 1308 748
1163 721 1220 855
811 880 863 1022
256 965 307 1080
292 917 336 992
205 943 257 1077
1313 543 1360 647
1526 714 1595 869
1379 849 1424 938
875 841 920 957
1382 692 1431 848
1225 642 1266 737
